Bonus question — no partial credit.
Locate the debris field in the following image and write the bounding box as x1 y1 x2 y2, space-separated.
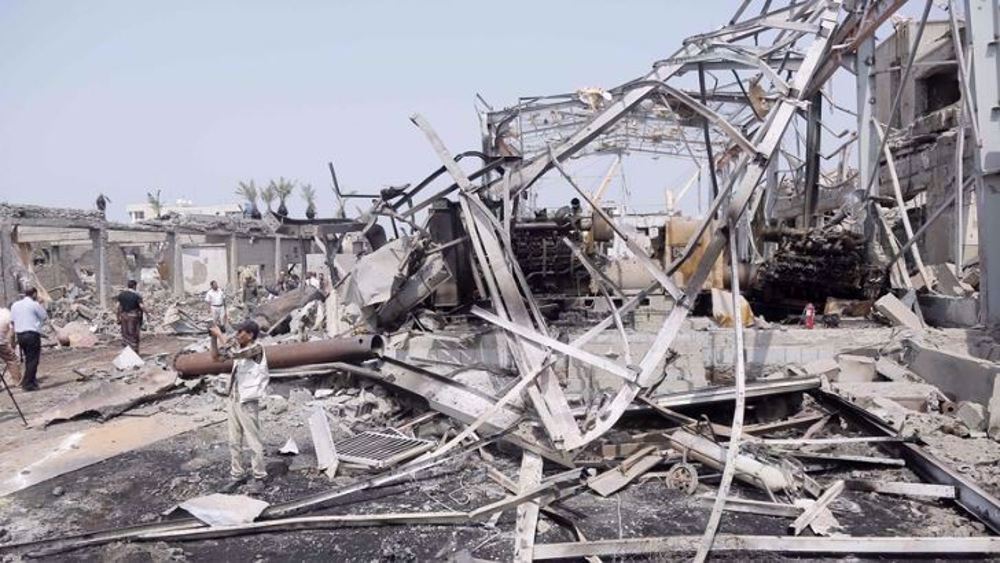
2 0 1000 561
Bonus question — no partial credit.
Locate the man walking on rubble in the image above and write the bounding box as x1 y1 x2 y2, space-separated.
11 287 46 391
116 280 145 353
210 320 269 492
0 305 22 386
205 280 228 330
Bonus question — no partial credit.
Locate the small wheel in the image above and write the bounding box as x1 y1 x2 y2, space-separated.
664 463 699 495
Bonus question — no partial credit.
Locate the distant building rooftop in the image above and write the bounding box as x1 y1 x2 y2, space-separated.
125 199 242 223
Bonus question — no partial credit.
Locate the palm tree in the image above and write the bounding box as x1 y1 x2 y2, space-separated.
260 184 276 214
271 177 295 217
146 189 163 219
301 183 317 219
235 180 261 219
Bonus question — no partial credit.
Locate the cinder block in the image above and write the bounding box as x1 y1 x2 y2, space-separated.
835 354 878 383
874 293 924 331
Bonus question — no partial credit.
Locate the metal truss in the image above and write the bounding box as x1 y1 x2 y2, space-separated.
406 0 909 457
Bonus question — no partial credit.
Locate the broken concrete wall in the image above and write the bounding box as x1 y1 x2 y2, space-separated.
903 339 1000 405
874 20 953 130
885 128 978 265
903 339 1000 437
235 236 306 286
919 294 980 328
31 246 82 289
77 242 129 288
181 244 228 294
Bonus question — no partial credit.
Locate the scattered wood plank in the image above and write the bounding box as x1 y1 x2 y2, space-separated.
745 436 905 447
787 452 906 467
790 480 845 536
741 413 827 436
801 413 832 440
514 451 543 563
845 480 956 499
587 446 664 497
533 536 1000 559
600 432 673 459
694 495 802 518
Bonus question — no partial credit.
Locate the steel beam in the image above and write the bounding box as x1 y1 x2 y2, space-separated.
801 92 823 227
857 35 879 197
813 389 1000 533
534 536 1000 559
965 0 1000 330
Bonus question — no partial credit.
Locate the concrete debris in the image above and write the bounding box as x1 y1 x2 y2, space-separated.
927 263 974 297
54 321 98 348
918 293 980 328
956 401 987 432
112 346 145 370
834 354 878 383
831 381 947 413
279 438 300 455
873 293 925 331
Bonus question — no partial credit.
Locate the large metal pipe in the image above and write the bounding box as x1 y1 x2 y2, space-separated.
174 335 384 377
669 429 793 492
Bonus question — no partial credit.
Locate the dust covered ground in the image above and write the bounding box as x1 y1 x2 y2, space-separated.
0 337 995 562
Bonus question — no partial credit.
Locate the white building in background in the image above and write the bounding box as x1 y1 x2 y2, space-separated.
125 199 243 223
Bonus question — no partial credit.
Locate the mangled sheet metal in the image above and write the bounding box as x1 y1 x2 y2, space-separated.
40 366 179 426
252 285 325 333
376 252 451 328
339 236 410 310
178 493 270 527
398 0 867 457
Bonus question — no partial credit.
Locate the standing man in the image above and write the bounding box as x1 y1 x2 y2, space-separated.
266 272 286 297
116 280 145 353
205 280 227 330
0 305 22 386
95 193 110 217
242 276 259 308
209 320 269 492
11 287 46 391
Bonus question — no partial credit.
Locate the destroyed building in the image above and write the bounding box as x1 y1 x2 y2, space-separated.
3 0 1000 560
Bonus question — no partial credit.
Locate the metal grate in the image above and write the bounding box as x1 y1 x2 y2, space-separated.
335 431 435 469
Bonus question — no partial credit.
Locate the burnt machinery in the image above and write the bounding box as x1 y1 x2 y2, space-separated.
428 198 613 306
753 225 885 311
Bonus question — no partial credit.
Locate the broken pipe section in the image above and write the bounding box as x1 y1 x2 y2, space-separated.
173 335 384 377
669 429 793 492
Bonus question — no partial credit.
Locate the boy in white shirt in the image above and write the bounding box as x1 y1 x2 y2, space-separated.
210 320 269 492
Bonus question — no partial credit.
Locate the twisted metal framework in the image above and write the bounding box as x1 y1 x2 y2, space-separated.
407 0 906 457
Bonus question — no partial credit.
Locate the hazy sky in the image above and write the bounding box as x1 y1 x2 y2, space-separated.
0 1 942 222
